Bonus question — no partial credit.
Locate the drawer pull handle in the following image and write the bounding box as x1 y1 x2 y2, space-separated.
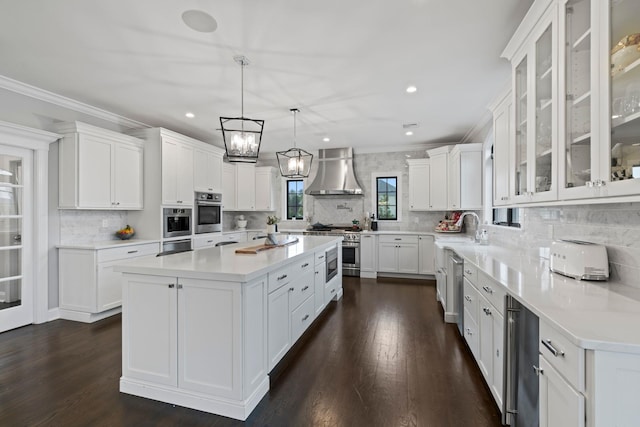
394 238 402 241
302 285 310 291
278 274 288 281
483 307 492 316
302 314 310 321
533 365 544 376
289 287 295 292
127 250 139 254
302 263 309 268
315 271 319 275
464 295 472 302
168 284 175 288
318 255 324 259
331 289 336 294
465 269 472 274
482 286 493 294
207 240 213 243
466 328 473 336
541 339 564 357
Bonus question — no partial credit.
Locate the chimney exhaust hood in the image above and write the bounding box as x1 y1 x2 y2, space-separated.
305 147 364 196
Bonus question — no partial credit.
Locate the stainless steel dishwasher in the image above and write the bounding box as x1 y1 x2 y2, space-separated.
448 253 464 336
503 295 540 426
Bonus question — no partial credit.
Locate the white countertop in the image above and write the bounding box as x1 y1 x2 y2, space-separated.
439 241 640 354
115 235 342 283
57 239 160 250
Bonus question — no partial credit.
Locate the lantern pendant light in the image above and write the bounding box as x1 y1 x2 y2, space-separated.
220 55 264 163
276 108 313 178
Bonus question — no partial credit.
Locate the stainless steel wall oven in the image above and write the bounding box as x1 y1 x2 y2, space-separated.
194 192 222 234
326 245 339 282
163 207 192 238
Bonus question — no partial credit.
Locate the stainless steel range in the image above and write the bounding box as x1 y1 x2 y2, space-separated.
303 226 360 277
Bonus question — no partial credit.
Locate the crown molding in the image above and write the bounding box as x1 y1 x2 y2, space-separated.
0 74 150 130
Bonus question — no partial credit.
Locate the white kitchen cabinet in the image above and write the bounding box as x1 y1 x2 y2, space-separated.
462 277 480 359
58 242 160 322
418 235 435 275
591 350 640 427
223 164 274 211
193 233 224 249
222 163 237 210
407 159 430 211
426 146 451 210
194 147 223 193
377 235 418 274
254 167 276 211
122 273 265 401
236 164 256 210
491 92 513 206
162 137 194 205
539 357 584 427
448 144 483 210
314 261 326 316
267 281 291 370
222 231 247 243
360 233 377 278
56 121 144 210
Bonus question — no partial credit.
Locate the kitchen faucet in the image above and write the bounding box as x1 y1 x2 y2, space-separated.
455 212 482 241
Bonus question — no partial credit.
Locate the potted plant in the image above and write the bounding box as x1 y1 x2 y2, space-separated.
266 215 280 234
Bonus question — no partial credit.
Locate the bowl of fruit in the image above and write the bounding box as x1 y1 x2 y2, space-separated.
115 225 135 240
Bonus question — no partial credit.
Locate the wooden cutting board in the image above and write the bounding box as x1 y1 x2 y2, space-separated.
235 237 299 254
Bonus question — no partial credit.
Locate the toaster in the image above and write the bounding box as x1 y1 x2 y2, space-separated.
549 240 609 281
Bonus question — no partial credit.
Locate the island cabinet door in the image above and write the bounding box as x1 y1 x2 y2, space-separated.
122 274 178 387
177 278 242 400
268 284 291 371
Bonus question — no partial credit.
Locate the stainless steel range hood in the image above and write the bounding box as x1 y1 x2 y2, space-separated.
305 147 364 196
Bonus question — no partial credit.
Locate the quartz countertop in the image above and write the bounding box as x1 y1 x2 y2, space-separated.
57 239 161 250
115 235 342 283
439 241 640 353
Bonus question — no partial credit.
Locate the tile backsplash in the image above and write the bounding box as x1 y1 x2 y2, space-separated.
486 202 640 288
59 210 129 244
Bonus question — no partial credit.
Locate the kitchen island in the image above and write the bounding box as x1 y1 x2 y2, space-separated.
115 235 342 421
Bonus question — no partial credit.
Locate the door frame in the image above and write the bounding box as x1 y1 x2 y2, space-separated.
0 121 59 327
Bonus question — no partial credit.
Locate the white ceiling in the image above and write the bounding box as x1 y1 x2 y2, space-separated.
0 0 533 154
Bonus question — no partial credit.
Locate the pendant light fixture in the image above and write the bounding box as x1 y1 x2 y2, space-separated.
220 55 264 163
276 108 313 178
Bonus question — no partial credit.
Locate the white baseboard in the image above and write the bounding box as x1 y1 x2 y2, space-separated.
360 271 377 279
48 307 60 321
59 307 121 323
444 311 458 324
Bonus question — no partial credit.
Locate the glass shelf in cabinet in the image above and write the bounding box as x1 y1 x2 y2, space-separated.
572 29 591 51
572 133 591 145
538 66 553 80
571 91 590 107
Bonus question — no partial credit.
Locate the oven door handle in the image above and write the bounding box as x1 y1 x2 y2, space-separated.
342 242 360 247
196 201 222 206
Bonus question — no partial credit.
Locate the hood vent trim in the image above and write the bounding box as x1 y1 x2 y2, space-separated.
304 147 364 196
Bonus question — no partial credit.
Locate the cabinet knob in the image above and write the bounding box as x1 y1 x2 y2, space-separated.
331 288 336 294
168 284 175 288
289 287 295 292
532 365 544 376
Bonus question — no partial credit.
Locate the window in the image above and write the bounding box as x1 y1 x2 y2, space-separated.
493 207 521 228
376 176 397 220
286 180 304 220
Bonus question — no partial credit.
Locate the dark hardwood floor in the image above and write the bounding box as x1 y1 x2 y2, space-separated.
0 277 501 427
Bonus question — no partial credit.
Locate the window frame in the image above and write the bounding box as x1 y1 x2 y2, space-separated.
281 178 307 222
285 179 304 220
492 207 521 228
371 172 403 222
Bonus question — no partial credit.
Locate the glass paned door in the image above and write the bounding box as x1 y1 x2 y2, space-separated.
564 0 592 189
0 147 32 333
515 57 529 196
609 0 640 184
534 24 554 194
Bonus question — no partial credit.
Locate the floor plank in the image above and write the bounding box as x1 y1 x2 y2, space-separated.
0 277 501 426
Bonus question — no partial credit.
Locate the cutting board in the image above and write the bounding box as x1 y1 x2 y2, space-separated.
235 237 299 254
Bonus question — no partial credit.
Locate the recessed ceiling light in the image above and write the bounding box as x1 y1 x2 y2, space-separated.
323 137 330 142
405 131 413 136
406 86 417 93
182 10 218 33
185 112 195 118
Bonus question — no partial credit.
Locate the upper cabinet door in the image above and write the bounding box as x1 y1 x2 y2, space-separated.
597 0 640 198
113 143 143 209
512 53 531 203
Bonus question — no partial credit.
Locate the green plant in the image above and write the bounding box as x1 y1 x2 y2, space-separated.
267 215 280 225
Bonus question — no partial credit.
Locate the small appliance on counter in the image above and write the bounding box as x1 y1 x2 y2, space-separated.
549 239 609 281
236 215 247 230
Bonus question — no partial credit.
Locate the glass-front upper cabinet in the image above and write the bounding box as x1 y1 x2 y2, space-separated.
510 5 557 203
602 0 640 197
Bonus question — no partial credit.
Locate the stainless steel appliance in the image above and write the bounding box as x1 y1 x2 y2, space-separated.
163 207 192 238
504 295 540 426
450 253 464 336
158 239 192 256
304 148 364 195
194 191 222 234
326 245 338 282
303 225 360 276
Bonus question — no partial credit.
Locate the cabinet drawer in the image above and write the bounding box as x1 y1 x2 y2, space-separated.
477 271 506 315
463 263 478 284
378 235 419 244
291 295 315 343
268 264 293 293
463 277 479 324
463 307 479 360
292 255 314 277
539 319 585 392
289 269 315 311
315 250 327 265
97 243 159 263
325 279 338 302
